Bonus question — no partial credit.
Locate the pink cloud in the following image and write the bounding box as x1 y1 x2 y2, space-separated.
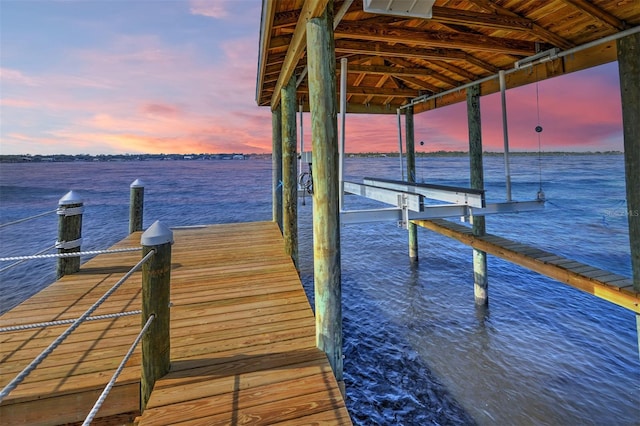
140 103 184 118
189 0 230 19
1 67 40 86
0 98 36 108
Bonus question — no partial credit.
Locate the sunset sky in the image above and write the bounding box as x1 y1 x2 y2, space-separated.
0 0 626 155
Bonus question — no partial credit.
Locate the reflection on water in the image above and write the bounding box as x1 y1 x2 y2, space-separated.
303 219 639 425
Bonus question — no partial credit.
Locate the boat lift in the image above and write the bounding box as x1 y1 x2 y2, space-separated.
297 56 546 226
341 178 545 227
335 53 544 227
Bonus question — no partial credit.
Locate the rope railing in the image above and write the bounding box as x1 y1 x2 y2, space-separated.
82 314 155 426
0 249 155 403
0 184 177 424
0 310 142 333
0 247 143 262
0 244 56 273
0 209 57 229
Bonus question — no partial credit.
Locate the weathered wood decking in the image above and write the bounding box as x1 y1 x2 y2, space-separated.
414 219 640 314
0 221 351 425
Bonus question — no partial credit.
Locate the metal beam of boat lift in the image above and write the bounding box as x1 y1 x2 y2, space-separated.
362 177 485 207
341 178 544 226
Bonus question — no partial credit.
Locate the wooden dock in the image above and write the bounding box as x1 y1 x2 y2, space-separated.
0 221 351 425
414 219 640 314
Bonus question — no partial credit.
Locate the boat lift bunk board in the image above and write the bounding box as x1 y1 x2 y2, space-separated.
341 177 545 227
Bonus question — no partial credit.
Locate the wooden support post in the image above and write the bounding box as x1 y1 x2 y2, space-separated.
129 179 144 234
406 105 418 262
307 1 343 384
56 191 83 279
617 32 640 357
140 221 173 411
282 76 299 269
272 106 284 232
467 84 488 305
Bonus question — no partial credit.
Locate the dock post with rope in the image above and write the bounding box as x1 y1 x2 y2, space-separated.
140 221 173 412
56 190 83 279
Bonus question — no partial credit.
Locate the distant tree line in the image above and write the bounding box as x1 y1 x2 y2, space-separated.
0 151 623 163
0 153 256 163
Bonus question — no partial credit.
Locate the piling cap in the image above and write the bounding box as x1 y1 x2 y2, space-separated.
130 179 145 188
59 190 83 206
141 220 174 246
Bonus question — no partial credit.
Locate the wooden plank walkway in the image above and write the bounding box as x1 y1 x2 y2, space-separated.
0 221 351 425
414 219 640 314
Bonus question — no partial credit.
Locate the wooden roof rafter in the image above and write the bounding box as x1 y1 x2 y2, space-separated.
429 5 534 31
334 22 540 55
464 0 575 49
384 57 461 87
562 0 626 30
334 40 468 61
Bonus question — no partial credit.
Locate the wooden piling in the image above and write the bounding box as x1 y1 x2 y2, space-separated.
129 179 144 234
467 84 488 305
405 105 418 262
282 76 299 269
306 1 343 384
617 31 640 356
56 191 83 279
140 221 173 412
272 105 283 232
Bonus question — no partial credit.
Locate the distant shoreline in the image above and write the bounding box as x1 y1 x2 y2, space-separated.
0 151 624 163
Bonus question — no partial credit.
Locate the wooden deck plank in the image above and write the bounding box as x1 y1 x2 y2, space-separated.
0 221 350 425
0 383 139 426
414 219 639 314
139 378 345 426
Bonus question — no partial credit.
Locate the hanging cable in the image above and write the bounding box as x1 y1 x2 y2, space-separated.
534 68 545 201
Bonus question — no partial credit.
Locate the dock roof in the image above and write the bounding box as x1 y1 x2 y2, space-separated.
256 0 640 114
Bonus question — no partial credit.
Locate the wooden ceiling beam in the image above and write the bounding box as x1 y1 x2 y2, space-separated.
344 64 437 77
464 54 501 74
393 75 440 93
384 57 461 87
430 5 533 31
429 60 477 82
562 0 626 30
335 22 538 55
273 10 299 29
270 0 330 110
465 0 575 50
335 40 468 60
298 85 419 98
364 72 391 104
267 35 292 51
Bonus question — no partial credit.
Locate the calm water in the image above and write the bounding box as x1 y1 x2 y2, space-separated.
1 156 639 425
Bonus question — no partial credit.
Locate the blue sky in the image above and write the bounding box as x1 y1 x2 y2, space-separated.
0 0 625 155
